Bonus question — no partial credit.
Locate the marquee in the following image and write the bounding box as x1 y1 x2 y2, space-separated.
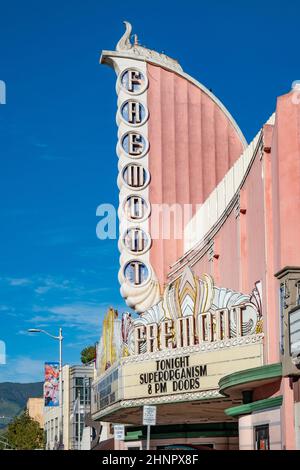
92 267 264 420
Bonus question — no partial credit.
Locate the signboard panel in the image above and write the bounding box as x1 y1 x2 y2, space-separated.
114 425 125 441
122 342 263 400
143 405 157 426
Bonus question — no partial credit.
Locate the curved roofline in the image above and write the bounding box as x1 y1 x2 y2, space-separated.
219 363 282 397
101 49 248 149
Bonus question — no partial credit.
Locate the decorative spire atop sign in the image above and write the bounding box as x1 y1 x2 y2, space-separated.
116 21 133 52
113 21 183 73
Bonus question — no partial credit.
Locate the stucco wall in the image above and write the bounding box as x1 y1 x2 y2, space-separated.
239 408 282 450
27 398 44 428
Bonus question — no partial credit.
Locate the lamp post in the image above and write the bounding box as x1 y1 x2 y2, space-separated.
78 390 81 451
28 327 64 449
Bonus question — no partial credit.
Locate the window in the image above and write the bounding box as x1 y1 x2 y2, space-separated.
50 419 54 441
55 417 58 442
74 377 91 404
74 413 84 442
254 424 270 450
296 280 300 306
279 284 285 354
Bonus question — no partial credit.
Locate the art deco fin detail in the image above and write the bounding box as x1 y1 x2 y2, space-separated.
116 21 133 52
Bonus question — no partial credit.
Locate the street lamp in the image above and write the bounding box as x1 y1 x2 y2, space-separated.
28 327 64 449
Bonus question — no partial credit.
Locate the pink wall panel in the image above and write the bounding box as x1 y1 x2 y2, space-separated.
244 154 266 292
272 92 300 271
192 255 212 280
213 212 240 291
262 124 279 364
147 64 245 285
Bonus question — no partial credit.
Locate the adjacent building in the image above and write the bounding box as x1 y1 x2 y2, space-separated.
26 398 44 428
278 267 300 449
91 22 300 450
44 364 94 450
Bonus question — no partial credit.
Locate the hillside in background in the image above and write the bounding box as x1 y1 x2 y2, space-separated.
0 382 43 429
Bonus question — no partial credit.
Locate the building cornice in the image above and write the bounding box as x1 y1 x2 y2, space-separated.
275 266 300 279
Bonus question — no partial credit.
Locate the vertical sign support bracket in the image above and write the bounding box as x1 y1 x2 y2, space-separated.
146 424 151 450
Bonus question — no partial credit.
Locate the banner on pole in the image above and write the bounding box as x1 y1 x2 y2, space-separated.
44 362 59 406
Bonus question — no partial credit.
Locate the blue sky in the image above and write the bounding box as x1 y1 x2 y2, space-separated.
0 0 299 382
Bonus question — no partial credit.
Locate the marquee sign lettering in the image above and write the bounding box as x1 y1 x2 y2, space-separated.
116 62 160 310
128 268 263 355
102 24 162 313
97 267 263 374
94 332 264 410
118 68 148 95
102 22 249 315
139 356 208 395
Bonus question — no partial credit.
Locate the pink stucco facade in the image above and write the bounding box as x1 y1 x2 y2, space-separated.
164 90 300 450
239 409 282 450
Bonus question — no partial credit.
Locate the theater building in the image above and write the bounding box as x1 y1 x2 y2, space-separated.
91 22 300 450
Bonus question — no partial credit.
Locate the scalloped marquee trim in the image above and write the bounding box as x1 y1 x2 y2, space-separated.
122 333 264 364
92 389 225 420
